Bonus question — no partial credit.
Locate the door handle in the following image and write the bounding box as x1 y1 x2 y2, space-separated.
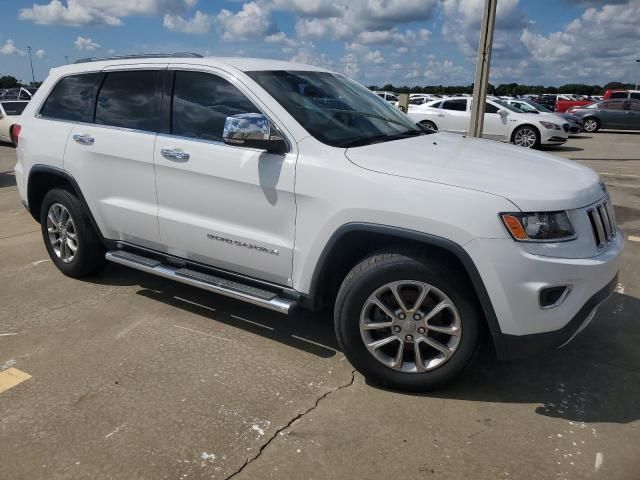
160 148 190 161
72 134 94 145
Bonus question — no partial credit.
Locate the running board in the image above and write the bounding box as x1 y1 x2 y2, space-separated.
105 250 296 314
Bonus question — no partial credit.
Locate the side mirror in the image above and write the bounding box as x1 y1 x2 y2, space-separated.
498 109 509 117
222 113 287 154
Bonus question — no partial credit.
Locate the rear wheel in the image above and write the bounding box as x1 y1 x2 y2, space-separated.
512 125 540 148
419 120 438 131
334 251 482 391
40 188 106 278
582 117 600 133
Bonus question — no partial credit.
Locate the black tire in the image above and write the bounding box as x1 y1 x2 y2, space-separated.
512 125 540 148
582 117 600 133
334 251 482 392
419 120 438 131
40 188 106 278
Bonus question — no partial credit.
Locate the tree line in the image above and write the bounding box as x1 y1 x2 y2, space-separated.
0 75 43 89
368 82 636 96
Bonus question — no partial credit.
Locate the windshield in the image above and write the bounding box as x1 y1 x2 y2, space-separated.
247 70 425 148
515 102 539 113
492 99 523 113
1 101 28 116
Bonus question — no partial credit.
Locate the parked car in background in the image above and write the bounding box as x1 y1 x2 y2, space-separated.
603 90 640 100
555 95 593 113
0 87 37 101
0 100 29 145
374 91 399 103
408 97 568 148
568 99 640 132
505 99 583 134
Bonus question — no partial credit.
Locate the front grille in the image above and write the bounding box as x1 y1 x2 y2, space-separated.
587 198 616 249
562 123 569 132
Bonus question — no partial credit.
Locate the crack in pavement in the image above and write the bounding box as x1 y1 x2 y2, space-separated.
224 370 357 480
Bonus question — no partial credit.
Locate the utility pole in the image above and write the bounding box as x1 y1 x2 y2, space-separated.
636 59 640 90
27 45 35 84
469 0 497 138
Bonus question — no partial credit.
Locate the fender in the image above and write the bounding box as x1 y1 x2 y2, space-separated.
308 222 502 334
27 164 108 246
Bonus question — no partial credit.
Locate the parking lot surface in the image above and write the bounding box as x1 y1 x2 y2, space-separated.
1 132 639 480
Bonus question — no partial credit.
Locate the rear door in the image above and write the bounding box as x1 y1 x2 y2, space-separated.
598 100 627 128
63 66 165 247
153 67 297 285
624 101 640 129
438 99 469 133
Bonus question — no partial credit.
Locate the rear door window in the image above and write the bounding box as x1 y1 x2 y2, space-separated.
39 73 103 123
441 99 467 111
171 71 260 142
630 92 640 100
95 70 162 132
609 92 627 99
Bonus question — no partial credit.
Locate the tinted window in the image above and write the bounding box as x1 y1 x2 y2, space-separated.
95 70 161 131
1 101 28 116
485 102 499 114
442 99 467 111
600 100 624 110
40 73 102 122
630 92 640 100
172 71 260 142
609 92 627 99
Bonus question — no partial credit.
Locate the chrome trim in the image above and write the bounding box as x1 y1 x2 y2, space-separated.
105 251 295 314
160 148 190 161
539 285 572 310
72 134 94 145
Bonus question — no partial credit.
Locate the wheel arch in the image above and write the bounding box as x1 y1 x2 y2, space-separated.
27 165 105 243
307 223 502 335
510 123 540 143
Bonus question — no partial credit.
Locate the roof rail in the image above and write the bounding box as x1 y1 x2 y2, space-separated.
74 52 204 64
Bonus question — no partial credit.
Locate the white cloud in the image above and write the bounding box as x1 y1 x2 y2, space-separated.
217 1 273 41
35 48 46 59
74 36 101 50
365 50 385 64
164 10 212 34
20 0 196 27
0 39 25 56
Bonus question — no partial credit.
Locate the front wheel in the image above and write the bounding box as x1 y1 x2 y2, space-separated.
582 117 600 133
419 120 438 131
334 251 482 391
512 125 540 148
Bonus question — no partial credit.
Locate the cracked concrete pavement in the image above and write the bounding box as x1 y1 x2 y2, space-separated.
1 132 639 479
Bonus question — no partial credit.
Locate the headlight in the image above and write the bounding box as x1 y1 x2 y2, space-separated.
501 211 576 242
539 121 561 130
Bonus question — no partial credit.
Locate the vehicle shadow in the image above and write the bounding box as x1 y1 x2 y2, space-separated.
599 130 640 135
541 146 584 152
90 263 340 358
371 292 640 424
0 170 17 188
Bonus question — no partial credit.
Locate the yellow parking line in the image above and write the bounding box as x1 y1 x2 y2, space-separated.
0 368 31 394
628 236 640 243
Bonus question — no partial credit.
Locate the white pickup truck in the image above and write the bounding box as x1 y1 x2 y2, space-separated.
14 54 623 391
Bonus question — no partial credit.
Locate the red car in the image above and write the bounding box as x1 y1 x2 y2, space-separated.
603 89 640 100
555 97 593 113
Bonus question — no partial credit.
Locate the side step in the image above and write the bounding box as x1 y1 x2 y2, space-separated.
105 250 296 314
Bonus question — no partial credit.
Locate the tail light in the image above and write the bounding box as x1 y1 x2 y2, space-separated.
10 124 21 146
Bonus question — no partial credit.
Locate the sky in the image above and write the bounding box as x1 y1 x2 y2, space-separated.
1 0 639 87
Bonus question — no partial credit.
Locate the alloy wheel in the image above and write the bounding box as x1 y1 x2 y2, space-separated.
514 128 537 148
359 280 462 373
46 203 78 263
583 119 598 132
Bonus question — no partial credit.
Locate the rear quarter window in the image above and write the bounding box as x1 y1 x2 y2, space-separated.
39 73 103 123
1 101 28 116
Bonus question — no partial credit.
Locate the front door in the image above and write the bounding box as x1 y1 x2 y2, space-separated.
154 68 297 286
599 100 627 128
482 101 509 141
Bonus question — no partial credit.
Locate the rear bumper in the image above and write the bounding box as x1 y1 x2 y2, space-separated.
492 273 617 360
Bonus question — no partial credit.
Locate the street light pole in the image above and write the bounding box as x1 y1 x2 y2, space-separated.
636 59 640 90
469 0 497 138
27 45 35 84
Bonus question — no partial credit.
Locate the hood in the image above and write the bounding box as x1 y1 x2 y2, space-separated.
345 132 603 211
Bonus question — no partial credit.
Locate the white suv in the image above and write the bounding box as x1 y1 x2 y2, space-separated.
14 54 623 391
408 96 569 148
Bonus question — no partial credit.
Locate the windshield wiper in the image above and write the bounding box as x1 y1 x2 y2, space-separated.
338 129 425 148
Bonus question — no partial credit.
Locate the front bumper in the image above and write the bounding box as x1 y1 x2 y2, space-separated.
492 274 617 359
465 234 623 357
